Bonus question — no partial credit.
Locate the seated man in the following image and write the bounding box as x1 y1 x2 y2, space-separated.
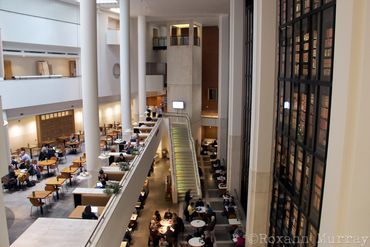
28 160 41 180
115 153 126 163
195 198 205 207
19 148 31 163
38 146 48 161
98 169 108 187
163 209 173 220
187 202 196 221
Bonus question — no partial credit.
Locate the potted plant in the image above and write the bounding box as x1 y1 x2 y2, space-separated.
104 181 122 195
118 162 130 171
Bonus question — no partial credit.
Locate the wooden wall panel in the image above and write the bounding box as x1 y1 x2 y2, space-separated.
202 26 219 114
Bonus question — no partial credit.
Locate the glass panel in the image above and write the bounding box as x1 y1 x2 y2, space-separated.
276 191 285 230
297 213 306 246
313 0 320 9
282 0 287 25
308 224 318 246
303 0 310 13
316 86 330 155
291 205 299 237
281 138 289 180
288 142 295 183
302 154 312 212
306 85 316 148
290 83 299 139
280 29 287 77
276 136 282 173
294 0 301 18
284 195 291 233
286 26 293 78
311 14 320 80
293 21 300 78
302 18 309 79
310 159 324 224
284 81 291 133
278 80 285 130
287 0 293 22
298 84 307 143
295 147 303 194
321 7 334 81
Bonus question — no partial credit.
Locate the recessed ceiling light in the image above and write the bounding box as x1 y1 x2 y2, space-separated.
110 8 120 14
76 0 118 3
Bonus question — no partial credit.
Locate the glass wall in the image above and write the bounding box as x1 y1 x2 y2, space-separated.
269 0 336 245
240 0 253 213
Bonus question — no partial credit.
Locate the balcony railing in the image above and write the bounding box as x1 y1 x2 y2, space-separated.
153 37 167 50
170 36 189 46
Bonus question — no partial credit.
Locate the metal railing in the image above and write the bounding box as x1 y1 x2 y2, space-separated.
167 117 178 203
164 112 202 199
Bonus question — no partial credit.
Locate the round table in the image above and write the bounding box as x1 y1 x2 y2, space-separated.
188 237 205 247
191 219 206 228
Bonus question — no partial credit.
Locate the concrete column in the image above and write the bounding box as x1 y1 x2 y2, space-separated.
138 15 147 121
1 111 11 176
217 14 230 164
245 0 276 245
226 0 245 196
0 29 4 80
119 0 132 139
80 0 101 187
0 97 10 247
320 1 370 246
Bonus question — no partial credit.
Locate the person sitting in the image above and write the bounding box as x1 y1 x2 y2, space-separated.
19 148 31 163
10 156 19 170
158 237 169 247
38 147 48 161
47 146 56 159
98 169 108 185
163 209 173 219
187 202 196 221
206 215 216 232
3 167 18 190
70 133 78 142
115 153 126 163
82 205 98 219
28 160 41 180
164 226 176 246
154 210 161 222
195 198 205 207
206 204 214 215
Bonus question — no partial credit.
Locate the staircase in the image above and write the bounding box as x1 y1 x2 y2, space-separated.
170 122 201 201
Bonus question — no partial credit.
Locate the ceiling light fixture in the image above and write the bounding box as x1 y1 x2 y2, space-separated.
110 7 120 14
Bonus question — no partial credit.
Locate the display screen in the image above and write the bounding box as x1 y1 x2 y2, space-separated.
172 101 185 109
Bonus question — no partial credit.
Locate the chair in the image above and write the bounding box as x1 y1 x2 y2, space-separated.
58 147 67 164
29 198 45 216
45 184 59 201
57 175 68 193
49 157 59 174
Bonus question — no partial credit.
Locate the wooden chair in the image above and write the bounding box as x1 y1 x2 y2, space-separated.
29 198 45 216
45 184 59 201
49 157 59 174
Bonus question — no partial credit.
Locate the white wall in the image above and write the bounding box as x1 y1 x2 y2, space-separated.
0 6 79 47
7 115 38 152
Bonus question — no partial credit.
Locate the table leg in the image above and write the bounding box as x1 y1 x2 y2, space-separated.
56 188 60 200
69 177 73 186
39 199 44 215
47 166 50 176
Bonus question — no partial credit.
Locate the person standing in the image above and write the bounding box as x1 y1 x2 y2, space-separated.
185 189 192 206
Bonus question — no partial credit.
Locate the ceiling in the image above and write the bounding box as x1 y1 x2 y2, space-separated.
59 0 229 25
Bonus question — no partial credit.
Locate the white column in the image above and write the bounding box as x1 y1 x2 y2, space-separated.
0 97 9 247
226 0 245 196
217 14 230 164
138 15 147 121
119 0 132 140
1 111 11 176
320 1 370 245
80 0 101 187
246 0 276 245
0 29 4 80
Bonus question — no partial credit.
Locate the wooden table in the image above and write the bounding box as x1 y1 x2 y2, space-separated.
61 167 79 186
71 158 86 172
120 241 128 247
46 177 66 199
27 191 52 215
68 205 104 219
39 159 57 176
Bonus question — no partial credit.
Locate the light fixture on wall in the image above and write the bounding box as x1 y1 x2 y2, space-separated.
110 8 120 14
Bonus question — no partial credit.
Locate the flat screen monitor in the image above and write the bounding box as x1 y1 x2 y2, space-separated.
172 101 185 110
